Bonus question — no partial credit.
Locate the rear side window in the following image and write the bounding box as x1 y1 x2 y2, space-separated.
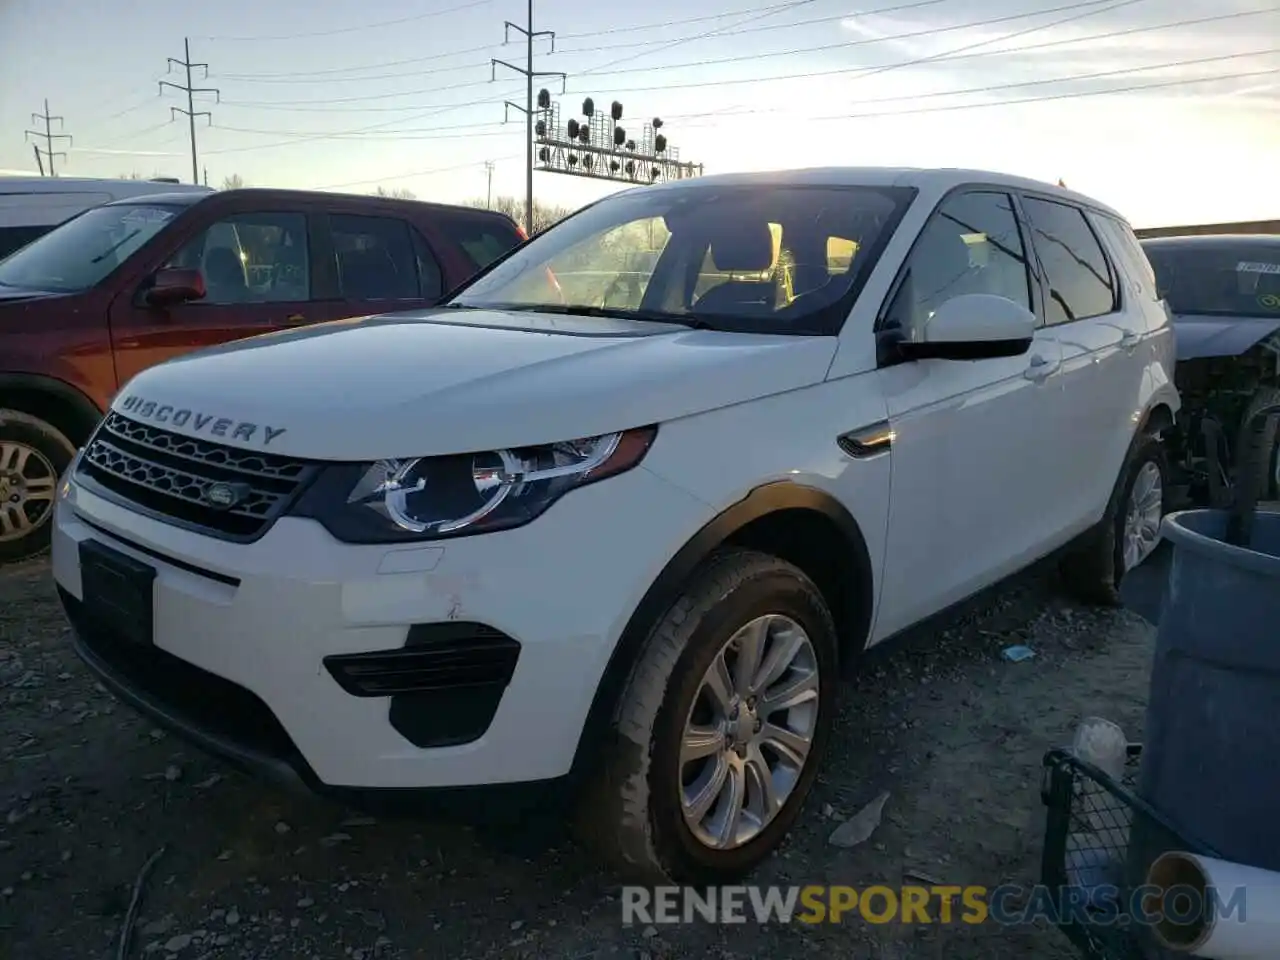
1022 197 1118 325
0 225 50 259
433 212 523 271
1090 213 1157 299
330 214 427 300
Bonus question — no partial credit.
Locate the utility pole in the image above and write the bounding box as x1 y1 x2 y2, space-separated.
160 38 220 186
25 100 71 177
491 2 565 234
484 160 495 209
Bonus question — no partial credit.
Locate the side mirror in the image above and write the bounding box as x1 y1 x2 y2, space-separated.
146 267 206 307
897 293 1035 361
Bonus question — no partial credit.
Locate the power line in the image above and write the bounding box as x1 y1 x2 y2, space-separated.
196 0 1271 159
571 0 1160 97
804 64 1280 121
590 0 1277 80
159 38 221 184
213 0 952 85
317 155 522 191
209 0 1158 108
213 1 1265 125
314 63 1280 191
209 0 919 80
202 47 1280 143
196 0 493 42
25 99 72 177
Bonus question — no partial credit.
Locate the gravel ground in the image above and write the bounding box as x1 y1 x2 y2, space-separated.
0 554 1154 960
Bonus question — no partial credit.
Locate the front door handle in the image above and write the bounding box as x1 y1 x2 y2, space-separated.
1120 329 1139 352
1024 353 1060 381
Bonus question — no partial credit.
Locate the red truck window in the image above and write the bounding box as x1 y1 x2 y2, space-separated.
433 212 523 271
330 214 439 300
167 212 310 304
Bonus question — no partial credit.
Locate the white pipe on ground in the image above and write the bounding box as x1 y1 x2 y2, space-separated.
1146 850 1280 958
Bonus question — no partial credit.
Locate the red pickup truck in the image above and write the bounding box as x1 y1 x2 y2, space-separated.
0 187 524 563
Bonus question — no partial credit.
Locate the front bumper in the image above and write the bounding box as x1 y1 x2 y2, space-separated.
51 464 711 794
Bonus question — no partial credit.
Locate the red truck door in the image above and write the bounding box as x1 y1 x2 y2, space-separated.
108 204 346 389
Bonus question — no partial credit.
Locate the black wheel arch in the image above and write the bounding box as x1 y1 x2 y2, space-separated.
1140 400 1175 437
0 373 104 447
567 481 875 781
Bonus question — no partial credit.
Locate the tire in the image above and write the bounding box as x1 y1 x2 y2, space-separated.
1059 432 1169 607
0 409 75 566
1239 386 1280 502
577 548 839 883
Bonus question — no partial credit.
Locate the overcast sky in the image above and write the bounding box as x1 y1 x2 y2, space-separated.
1 0 1277 226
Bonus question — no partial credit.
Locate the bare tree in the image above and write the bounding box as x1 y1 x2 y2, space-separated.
470 195 574 234
221 173 246 190
374 186 417 200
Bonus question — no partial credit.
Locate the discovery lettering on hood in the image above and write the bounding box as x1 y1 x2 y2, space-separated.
117 395 287 446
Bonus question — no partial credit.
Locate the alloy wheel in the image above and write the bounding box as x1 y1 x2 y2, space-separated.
678 614 820 851
1122 460 1164 571
0 441 58 543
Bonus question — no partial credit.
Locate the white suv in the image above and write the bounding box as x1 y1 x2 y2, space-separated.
49 167 1177 882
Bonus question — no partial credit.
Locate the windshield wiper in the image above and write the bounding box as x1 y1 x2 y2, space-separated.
492 303 720 330
89 228 141 264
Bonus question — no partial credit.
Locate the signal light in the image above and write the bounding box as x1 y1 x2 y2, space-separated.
528 93 700 185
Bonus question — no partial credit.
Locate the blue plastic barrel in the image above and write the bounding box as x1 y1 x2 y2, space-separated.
1135 507 1280 872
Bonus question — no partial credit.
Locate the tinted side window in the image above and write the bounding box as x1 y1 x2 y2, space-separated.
330 214 421 300
1022 198 1118 325
433 212 523 271
409 228 443 300
1091 213 1155 294
886 190 1032 339
167 212 310 305
0 225 51 260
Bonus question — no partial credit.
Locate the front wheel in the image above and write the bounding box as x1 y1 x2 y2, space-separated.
578 548 839 883
0 410 75 565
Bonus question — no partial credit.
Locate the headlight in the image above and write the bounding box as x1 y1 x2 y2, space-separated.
290 426 657 543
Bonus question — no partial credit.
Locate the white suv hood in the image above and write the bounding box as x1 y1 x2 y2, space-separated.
109 309 838 460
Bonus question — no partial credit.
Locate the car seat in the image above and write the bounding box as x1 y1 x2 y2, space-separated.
694 220 778 316
203 247 248 303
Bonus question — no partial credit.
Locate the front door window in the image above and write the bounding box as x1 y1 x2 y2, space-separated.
166 212 310 304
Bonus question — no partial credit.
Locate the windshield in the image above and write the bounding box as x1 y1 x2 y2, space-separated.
0 202 183 293
449 183 916 335
1144 243 1280 318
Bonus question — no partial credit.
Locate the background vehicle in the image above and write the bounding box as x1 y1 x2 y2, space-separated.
1141 234 1280 505
0 187 524 564
50 168 1177 885
0 175 210 260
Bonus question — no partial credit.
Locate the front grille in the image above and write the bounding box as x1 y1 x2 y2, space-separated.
77 412 317 540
